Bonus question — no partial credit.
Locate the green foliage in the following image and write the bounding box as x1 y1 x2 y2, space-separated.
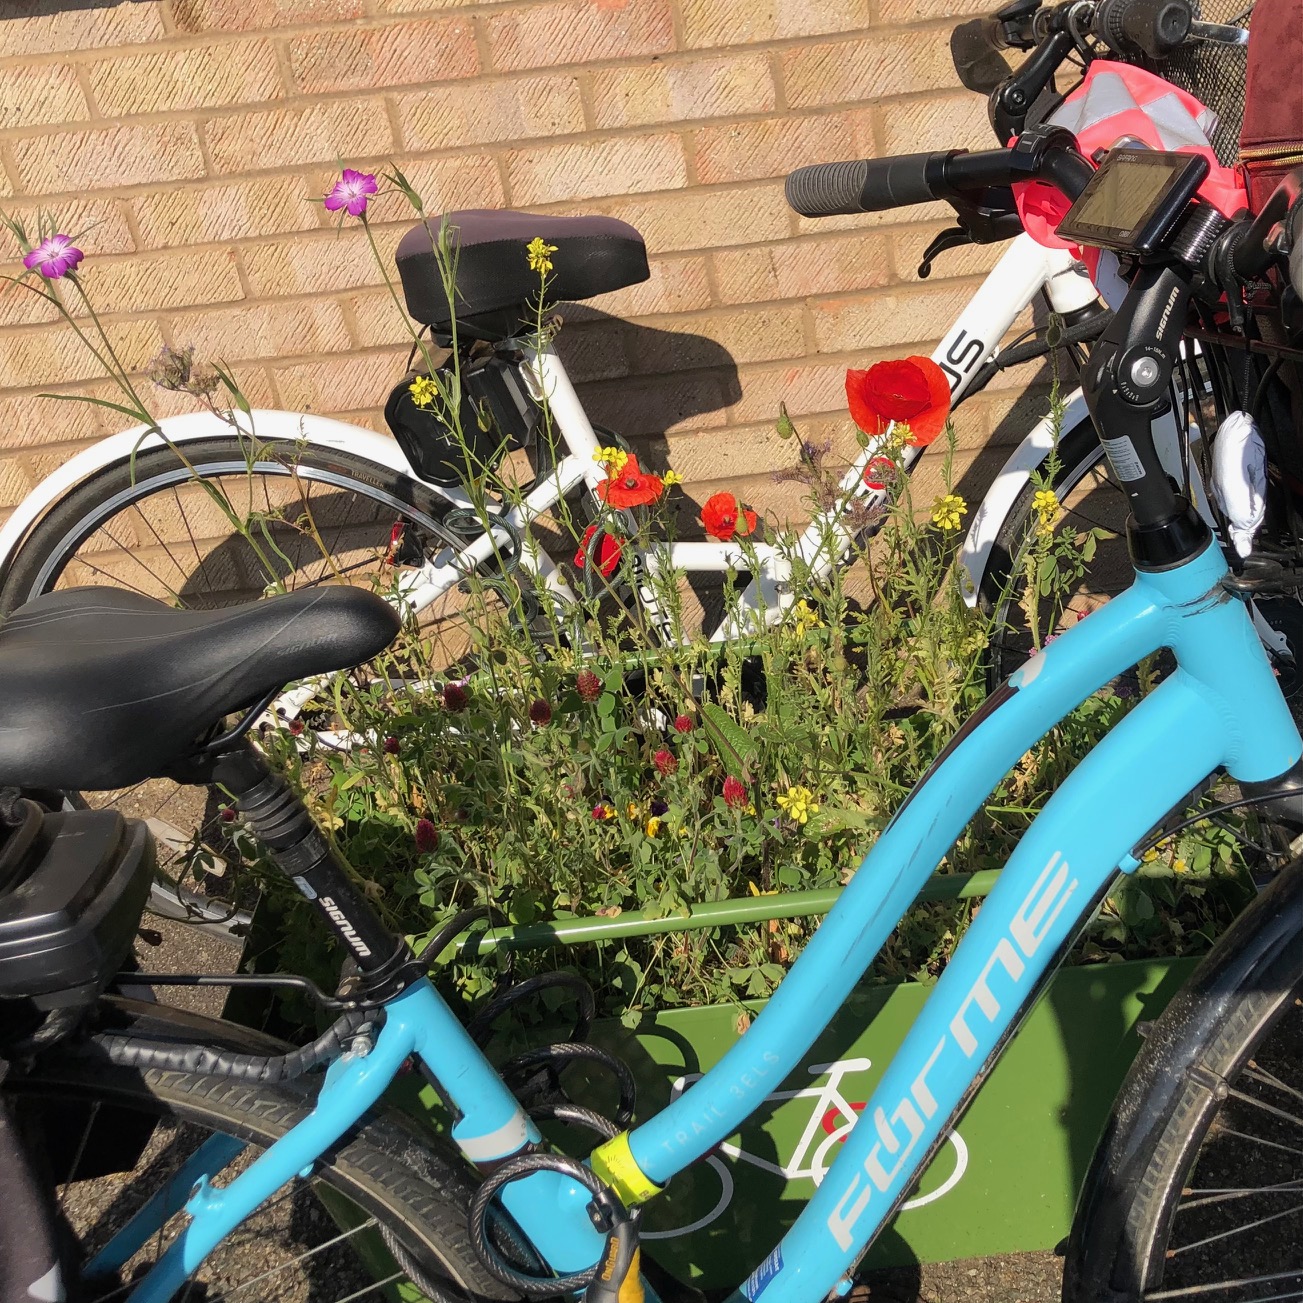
247 433 1253 1028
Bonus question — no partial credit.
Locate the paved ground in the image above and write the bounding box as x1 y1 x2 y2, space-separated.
859 1253 1062 1303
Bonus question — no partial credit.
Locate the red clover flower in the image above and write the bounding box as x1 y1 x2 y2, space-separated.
722 776 747 809
414 819 439 853
576 669 602 702
673 714 694 734
653 748 677 776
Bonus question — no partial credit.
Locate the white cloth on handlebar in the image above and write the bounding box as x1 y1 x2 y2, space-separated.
1211 410 1268 558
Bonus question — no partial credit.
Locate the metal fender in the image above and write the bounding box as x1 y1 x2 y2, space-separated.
0 408 420 578
957 387 1092 608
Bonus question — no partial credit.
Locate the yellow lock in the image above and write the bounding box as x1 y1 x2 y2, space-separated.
589 1132 663 1207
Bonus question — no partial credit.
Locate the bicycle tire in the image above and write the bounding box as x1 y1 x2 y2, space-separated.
4 1049 520 1303
1062 854 1303 1303
0 436 458 620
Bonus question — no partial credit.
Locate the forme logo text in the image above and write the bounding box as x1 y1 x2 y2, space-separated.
826 852 1078 1250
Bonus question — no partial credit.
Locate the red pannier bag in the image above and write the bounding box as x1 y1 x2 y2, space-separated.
1240 0 1303 212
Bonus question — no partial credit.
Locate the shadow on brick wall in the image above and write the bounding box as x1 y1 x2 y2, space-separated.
0 0 148 16
555 308 742 462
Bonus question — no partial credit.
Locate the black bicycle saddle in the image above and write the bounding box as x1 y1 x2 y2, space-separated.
0 586 400 791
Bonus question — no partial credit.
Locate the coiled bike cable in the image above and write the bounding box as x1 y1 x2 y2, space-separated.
467 1151 619 1297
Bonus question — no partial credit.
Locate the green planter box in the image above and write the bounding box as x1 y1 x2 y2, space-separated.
548 958 1190 1282
236 889 1193 1277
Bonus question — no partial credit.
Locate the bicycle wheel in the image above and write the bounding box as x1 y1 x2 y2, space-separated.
0 436 532 899
5 1051 518 1303
977 415 1135 691
1063 856 1303 1303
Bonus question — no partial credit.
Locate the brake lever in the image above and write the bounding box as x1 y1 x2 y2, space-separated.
917 227 973 278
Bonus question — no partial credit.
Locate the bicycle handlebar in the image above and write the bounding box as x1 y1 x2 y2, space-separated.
785 132 1094 219
954 0 1193 70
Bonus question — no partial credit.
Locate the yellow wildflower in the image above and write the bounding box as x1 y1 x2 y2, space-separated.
593 446 629 474
645 817 661 838
663 469 683 486
887 422 912 452
931 493 968 532
789 599 824 638
626 801 640 819
1173 857 1189 874
526 236 558 274
776 785 820 825
1141 848 1160 863
409 374 439 409
1032 488 1059 535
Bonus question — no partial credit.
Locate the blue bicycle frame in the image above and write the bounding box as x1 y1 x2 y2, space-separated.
113 522 1300 1303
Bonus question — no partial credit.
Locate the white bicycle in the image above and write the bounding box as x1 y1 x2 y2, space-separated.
639 1056 969 1242
0 4 1281 766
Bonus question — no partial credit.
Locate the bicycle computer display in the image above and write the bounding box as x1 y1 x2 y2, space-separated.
1056 148 1210 255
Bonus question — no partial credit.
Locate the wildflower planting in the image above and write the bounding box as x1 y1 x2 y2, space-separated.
0 170 1256 1031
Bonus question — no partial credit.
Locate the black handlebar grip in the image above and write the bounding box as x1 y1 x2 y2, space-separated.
785 154 939 218
1096 0 1192 58
950 17 1009 94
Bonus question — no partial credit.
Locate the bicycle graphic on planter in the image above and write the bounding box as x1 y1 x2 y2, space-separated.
640 1055 970 1241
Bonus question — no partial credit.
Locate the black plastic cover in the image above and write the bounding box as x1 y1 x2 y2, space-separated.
0 810 153 1012
386 352 539 487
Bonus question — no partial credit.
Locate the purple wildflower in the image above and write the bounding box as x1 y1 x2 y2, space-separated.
650 799 669 817
23 234 82 279
323 169 378 218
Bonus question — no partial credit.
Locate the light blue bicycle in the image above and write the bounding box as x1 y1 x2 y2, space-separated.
0 131 1300 1303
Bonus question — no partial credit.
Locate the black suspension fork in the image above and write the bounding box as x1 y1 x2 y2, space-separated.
1080 260 1212 570
209 742 418 998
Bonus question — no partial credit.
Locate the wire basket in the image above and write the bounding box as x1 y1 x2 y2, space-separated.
1144 1 1253 165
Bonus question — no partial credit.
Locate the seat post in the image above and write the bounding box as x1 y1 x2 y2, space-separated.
209 742 417 996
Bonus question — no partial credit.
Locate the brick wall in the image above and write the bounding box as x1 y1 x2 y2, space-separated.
0 0 1045 530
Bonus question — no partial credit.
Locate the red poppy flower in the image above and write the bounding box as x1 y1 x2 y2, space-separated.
845 357 951 446
597 453 664 509
574 524 623 577
862 456 895 491
701 492 758 542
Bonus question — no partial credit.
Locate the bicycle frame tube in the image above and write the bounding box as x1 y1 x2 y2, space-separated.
127 980 608 1303
624 540 1299 1301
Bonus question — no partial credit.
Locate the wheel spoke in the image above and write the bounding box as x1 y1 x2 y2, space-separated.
218 1216 380 1299
1168 1201 1303 1258
1223 1088 1303 1132
1144 1270 1303 1303
57 1100 101 1210
1180 1177 1303 1211
1207 1126 1303 1160
1244 1065 1303 1110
